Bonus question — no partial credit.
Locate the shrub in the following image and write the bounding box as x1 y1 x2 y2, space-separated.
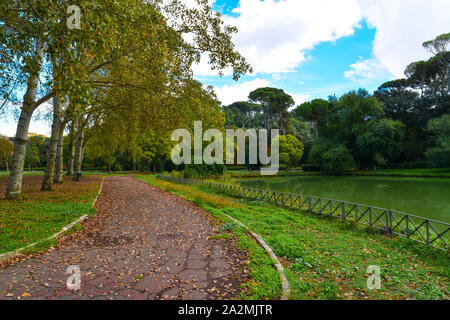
425 115 450 167
183 162 226 178
321 145 356 174
309 140 355 174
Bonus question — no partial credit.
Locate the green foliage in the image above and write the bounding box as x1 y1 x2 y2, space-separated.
0 138 13 170
183 162 227 178
218 222 240 233
223 101 262 128
278 134 304 170
309 140 355 174
425 115 450 167
355 118 405 166
248 87 295 132
293 99 330 139
24 136 47 170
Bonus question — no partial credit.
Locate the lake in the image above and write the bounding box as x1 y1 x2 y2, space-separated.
238 176 450 223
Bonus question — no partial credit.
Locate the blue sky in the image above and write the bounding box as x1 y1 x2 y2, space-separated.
196 19 391 103
192 0 449 106
1 0 449 136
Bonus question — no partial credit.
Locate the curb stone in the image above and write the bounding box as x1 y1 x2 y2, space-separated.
221 212 291 300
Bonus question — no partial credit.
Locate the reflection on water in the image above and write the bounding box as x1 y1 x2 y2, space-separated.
238 176 450 223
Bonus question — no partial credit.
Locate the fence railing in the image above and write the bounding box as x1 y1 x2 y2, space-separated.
157 175 450 250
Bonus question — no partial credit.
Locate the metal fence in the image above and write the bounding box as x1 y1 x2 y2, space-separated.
158 175 450 250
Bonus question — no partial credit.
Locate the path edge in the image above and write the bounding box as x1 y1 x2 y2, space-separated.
220 212 291 300
0 176 105 263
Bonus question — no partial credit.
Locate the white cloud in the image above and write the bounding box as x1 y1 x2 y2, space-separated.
213 78 271 105
193 0 450 80
343 58 391 82
194 0 362 76
359 0 450 78
212 78 309 107
288 94 310 107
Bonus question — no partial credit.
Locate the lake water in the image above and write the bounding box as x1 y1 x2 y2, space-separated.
238 176 450 223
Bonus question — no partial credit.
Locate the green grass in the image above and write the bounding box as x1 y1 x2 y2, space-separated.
139 174 449 300
0 202 95 254
0 171 44 177
350 168 450 178
0 176 102 255
227 167 450 179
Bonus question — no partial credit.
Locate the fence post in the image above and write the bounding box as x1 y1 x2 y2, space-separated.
406 216 409 237
386 210 392 237
426 220 430 244
308 197 312 212
281 193 284 207
341 202 346 222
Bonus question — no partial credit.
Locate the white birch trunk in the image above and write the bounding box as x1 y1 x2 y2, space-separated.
53 123 65 183
73 123 84 181
6 41 45 199
66 122 75 176
42 96 63 190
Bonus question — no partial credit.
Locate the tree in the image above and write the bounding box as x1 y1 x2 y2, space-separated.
223 101 262 129
278 135 304 171
24 136 43 171
294 99 330 139
0 139 13 171
2 0 251 197
425 115 450 167
324 90 384 152
423 32 450 76
248 87 294 132
355 118 405 167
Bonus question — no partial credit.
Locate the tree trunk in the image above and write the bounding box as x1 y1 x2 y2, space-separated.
5 159 8 172
73 124 84 181
42 96 63 191
314 119 319 139
6 41 45 199
66 123 75 176
132 160 136 171
280 112 286 135
53 124 65 183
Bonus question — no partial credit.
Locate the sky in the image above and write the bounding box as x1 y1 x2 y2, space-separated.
1 0 449 136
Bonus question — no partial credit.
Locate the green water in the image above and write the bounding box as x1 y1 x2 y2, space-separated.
238 176 450 223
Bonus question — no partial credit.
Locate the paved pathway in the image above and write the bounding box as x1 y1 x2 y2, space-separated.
0 177 247 300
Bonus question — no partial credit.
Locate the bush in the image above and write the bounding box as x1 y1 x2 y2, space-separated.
321 146 356 174
425 115 450 167
301 165 321 172
183 162 226 178
309 140 355 174
425 147 450 167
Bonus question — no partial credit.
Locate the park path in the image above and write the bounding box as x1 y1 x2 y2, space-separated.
0 176 247 300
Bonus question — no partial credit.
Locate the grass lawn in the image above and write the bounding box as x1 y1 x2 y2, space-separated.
0 171 45 177
0 175 102 255
349 168 450 178
228 169 314 178
139 174 449 300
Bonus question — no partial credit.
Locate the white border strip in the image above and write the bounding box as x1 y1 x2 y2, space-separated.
0 177 105 263
221 213 291 300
